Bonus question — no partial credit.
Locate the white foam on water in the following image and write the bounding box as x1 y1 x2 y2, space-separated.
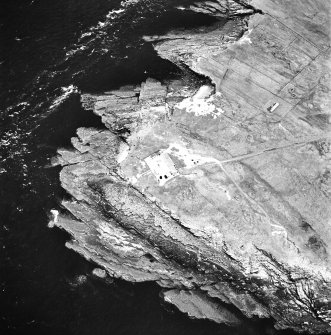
81 32 93 38
106 8 125 19
78 0 138 39
68 2 135 58
48 209 59 228
49 85 79 110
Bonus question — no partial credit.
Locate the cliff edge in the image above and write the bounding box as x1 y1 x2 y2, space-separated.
51 0 331 333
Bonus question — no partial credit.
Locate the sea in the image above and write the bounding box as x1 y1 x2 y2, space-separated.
0 1 305 334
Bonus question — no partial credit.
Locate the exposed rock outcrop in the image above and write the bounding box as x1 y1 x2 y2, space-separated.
179 0 257 17
51 0 331 333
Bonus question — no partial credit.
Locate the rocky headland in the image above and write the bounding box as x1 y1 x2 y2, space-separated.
51 0 331 333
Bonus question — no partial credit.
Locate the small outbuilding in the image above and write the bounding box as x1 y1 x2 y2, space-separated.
265 100 280 113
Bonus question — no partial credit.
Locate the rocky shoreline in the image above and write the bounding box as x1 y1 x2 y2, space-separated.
51 0 331 333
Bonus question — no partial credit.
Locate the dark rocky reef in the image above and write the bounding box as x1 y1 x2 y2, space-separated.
51 0 331 333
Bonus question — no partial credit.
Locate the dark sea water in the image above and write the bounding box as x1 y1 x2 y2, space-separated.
0 1 305 334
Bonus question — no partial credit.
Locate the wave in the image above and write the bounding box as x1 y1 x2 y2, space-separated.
49 85 79 110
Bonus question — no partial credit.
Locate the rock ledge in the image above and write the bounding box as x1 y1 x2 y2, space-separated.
52 0 331 333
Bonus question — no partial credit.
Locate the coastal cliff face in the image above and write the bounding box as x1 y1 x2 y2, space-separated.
51 0 331 333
